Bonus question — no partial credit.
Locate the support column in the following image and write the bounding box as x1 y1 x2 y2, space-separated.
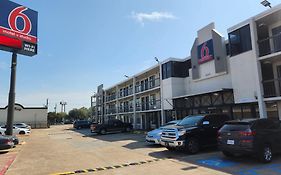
133 77 137 129
250 19 267 118
159 63 165 125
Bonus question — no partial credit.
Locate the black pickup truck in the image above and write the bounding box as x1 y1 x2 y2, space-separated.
160 114 230 154
90 119 133 134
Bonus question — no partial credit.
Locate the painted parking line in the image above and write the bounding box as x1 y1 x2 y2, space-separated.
50 158 166 175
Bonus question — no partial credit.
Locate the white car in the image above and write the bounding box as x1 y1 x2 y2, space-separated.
0 126 31 135
14 123 31 130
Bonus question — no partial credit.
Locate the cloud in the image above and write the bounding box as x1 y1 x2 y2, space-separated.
131 11 176 25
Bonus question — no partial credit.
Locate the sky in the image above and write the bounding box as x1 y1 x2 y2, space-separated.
0 0 279 113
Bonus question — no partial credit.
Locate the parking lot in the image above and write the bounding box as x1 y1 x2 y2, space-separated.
1 125 281 175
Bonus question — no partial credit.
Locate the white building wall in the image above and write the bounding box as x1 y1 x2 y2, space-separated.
0 104 48 128
162 78 186 110
229 51 259 103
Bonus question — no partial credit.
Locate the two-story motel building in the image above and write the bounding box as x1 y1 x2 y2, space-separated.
91 5 281 130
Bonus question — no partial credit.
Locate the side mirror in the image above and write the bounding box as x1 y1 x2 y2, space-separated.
202 121 210 125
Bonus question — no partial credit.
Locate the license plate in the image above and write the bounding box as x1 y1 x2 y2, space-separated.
227 140 235 145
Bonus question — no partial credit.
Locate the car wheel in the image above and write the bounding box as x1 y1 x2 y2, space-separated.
125 127 132 132
166 147 176 151
100 129 107 135
19 131 25 135
260 145 272 163
222 151 235 157
186 138 199 154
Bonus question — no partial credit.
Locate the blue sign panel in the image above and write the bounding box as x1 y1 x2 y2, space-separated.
0 0 38 44
197 39 214 64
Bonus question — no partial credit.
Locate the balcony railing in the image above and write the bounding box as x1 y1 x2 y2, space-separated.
106 94 117 102
136 100 161 111
263 78 281 98
118 106 134 113
135 78 160 93
105 108 117 115
258 32 281 57
119 88 133 98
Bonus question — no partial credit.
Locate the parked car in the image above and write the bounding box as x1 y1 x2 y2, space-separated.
0 125 31 135
160 114 230 154
14 123 31 130
7 135 19 145
73 120 91 129
218 118 281 163
0 136 14 150
146 120 181 145
91 119 133 134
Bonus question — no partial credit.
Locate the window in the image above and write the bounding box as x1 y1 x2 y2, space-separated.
229 24 252 56
162 60 190 80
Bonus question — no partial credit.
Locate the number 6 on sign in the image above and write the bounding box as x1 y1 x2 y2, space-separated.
8 6 32 35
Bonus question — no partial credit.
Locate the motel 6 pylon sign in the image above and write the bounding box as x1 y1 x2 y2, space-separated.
0 0 38 56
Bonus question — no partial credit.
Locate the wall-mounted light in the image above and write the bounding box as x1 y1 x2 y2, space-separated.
261 0 272 8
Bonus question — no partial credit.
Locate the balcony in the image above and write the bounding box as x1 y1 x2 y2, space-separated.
118 88 133 99
105 108 117 115
257 30 281 57
118 106 133 113
106 94 117 102
263 78 281 98
136 100 161 112
135 78 160 94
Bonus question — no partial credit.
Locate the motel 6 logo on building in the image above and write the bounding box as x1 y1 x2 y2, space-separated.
197 39 214 64
0 0 38 44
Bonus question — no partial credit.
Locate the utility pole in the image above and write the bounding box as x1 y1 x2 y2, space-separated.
60 101 67 113
54 103 57 113
6 52 17 136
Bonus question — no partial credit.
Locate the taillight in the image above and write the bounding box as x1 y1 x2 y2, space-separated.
217 131 222 139
239 131 256 136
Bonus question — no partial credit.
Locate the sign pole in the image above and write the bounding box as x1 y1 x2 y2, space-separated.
6 52 17 135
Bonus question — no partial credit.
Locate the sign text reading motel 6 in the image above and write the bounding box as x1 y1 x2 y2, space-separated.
197 39 214 64
0 0 38 56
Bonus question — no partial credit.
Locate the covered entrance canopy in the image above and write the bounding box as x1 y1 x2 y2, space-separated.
173 89 259 120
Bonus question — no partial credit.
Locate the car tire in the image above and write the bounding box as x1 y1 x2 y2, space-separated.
100 129 107 135
259 145 272 163
19 131 25 135
125 127 132 132
166 147 176 151
185 138 199 154
222 151 235 157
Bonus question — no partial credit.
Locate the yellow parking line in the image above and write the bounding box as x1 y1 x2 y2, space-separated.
50 158 167 175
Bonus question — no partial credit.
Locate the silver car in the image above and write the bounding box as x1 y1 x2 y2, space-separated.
146 120 181 145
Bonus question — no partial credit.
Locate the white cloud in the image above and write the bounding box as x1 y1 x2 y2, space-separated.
131 11 176 25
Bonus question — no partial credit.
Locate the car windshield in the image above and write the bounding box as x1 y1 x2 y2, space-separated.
177 116 204 126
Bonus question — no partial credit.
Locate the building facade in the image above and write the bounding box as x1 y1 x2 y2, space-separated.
0 103 48 128
92 5 281 130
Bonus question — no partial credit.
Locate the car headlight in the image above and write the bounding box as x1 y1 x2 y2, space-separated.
178 129 186 136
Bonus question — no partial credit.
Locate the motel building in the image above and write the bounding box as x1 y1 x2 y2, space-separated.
92 5 281 130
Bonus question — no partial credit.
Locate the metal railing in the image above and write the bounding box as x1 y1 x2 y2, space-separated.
136 100 161 111
106 94 117 102
118 106 134 113
263 78 281 98
118 88 133 98
135 78 160 93
105 108 117 115
258 32 281 57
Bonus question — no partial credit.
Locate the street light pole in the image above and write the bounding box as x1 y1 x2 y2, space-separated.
6 52 17 135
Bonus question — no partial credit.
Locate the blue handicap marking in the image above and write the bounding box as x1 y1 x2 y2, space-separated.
197 157 237 168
